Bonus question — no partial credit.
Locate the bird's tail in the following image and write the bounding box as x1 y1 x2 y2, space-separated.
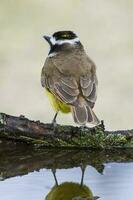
71 97 100 125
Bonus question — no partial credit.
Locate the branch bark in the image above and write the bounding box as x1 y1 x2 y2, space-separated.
0 112 133 149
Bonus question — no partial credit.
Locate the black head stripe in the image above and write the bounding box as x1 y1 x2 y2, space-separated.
53 31 77 40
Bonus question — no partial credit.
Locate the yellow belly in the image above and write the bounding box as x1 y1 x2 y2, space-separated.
46 90 71 113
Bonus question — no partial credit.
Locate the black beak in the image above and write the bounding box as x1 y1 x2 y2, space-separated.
43 35 52 46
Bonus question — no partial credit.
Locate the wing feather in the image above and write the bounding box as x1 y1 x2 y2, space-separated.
80 74 92 88
80 74 98 104
60 77 78 89
41 56 98 108
54 83 77 103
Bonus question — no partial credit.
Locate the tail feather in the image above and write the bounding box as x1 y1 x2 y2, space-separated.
72 104 89 125
71 99 100 125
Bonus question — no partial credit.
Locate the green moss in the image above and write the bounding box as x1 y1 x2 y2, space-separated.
53 138 73 147
2 128 133 149
1 120 133 149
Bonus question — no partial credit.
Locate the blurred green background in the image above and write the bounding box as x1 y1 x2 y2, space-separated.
0 0 133 130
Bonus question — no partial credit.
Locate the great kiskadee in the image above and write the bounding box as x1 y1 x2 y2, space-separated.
41 31 99 126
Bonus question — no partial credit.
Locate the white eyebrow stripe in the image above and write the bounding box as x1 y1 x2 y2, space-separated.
50 36 80 45
50 36 56 45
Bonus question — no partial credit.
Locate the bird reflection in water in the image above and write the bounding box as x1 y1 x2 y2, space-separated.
45 166 99 200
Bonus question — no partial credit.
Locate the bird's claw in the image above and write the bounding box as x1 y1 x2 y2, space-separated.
51 119 57 129
80 125 89 132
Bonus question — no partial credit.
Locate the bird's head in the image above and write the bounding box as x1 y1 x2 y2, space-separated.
43 31 83 56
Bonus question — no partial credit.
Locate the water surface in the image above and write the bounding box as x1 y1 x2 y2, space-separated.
0 141 133 200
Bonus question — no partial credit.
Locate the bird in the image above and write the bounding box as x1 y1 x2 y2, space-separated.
41 31 100 126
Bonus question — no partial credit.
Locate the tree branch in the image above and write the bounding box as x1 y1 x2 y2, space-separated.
0 112 133 149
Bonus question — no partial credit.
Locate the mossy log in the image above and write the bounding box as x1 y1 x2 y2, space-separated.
0 112 133 149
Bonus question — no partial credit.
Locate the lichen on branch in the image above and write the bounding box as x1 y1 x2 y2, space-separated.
0 112 133 149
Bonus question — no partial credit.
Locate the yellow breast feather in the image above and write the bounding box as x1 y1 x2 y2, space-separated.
46 89 70 113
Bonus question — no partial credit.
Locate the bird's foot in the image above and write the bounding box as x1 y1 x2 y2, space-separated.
80 125 89 132
51 119 57 129
51 168 58 186
80 163 86 186
50 111 59 130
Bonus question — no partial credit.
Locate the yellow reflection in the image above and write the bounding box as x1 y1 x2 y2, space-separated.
45 168 99 200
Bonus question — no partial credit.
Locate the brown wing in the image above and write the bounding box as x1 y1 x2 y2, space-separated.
41 54 97 107
41 66 79 104
80 72 98 108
